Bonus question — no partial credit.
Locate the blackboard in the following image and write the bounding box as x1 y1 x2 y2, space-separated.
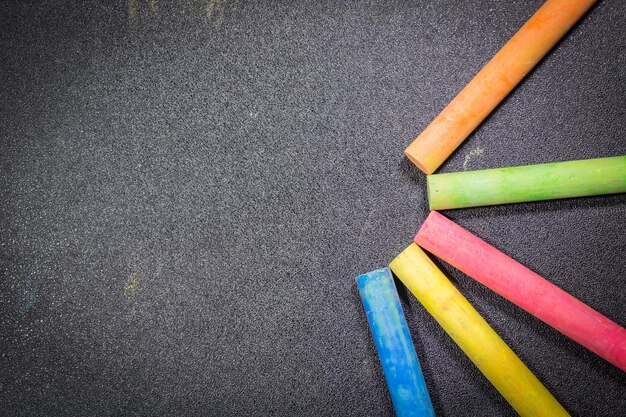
1 1 624 415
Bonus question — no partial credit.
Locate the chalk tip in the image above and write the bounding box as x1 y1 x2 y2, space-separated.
426 175 434 210
356 267 392 287
404 147 435 175
414 211 440 243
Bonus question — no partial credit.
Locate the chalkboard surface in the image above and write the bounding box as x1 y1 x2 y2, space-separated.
1 1 624 416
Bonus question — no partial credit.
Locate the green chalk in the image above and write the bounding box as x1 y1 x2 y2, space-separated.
428 155 626 210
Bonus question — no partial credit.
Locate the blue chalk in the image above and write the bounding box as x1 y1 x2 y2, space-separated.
357 268 435 417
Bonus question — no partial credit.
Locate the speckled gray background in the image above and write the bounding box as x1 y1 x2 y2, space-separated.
1 1 624 416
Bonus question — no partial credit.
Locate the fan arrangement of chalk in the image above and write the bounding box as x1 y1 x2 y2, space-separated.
355 1 625 416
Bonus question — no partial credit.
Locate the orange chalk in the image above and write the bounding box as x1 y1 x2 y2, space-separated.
405 0 598 174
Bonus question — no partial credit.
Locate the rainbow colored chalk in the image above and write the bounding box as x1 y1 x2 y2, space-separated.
357 268 435 417
427 156 626 210
390 244 570 417
354 0 622 413
415 211 626 372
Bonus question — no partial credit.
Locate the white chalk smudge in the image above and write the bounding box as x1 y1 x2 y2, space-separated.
463 146 484 170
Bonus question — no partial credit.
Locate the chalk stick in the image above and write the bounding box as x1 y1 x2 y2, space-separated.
427 156 626 210
404 0 598 174
390 244 570 417
415 211 626 372
357 268 436 417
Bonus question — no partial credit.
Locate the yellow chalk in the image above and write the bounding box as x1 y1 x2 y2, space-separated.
389 243 569 417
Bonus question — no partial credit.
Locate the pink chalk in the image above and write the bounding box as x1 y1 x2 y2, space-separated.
415 211 626 372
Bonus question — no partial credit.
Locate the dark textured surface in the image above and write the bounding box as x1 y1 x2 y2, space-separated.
1 0 624 415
